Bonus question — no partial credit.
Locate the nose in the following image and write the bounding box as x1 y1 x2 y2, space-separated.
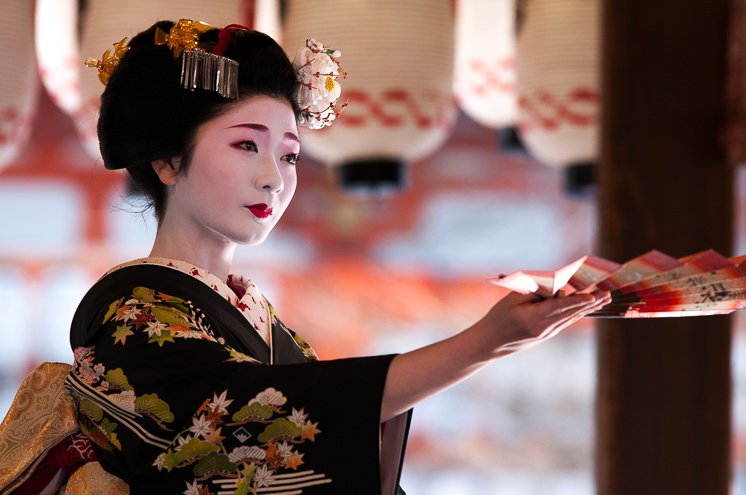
256 156 284 194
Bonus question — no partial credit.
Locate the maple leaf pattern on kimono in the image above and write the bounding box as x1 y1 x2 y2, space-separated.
156 387 330 494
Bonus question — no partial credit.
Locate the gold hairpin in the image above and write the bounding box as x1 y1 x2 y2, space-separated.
154 19 215 59
84 38 129 85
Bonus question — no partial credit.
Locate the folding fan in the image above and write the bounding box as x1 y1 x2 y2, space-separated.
491 249 746 317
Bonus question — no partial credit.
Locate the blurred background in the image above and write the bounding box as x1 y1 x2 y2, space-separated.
0 1 744 494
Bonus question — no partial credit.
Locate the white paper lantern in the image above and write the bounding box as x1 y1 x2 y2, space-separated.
454 0 517 129
56 0 249 161
0 1 38 170
255 0 281 44
282 0 457 192
515 0 599 168
35 0 81 117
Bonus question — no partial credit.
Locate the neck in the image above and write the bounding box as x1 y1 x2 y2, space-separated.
149 217 237 281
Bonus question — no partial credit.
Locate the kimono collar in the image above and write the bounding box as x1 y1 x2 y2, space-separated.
104 257 271 342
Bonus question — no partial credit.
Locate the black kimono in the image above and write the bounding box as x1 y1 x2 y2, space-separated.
65 258 411 494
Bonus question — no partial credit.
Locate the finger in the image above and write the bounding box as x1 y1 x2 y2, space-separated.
510 296 610 352
539 294 600 318
544 307 595 339
540 298 608 337
593 291 612 306
552 298 608 323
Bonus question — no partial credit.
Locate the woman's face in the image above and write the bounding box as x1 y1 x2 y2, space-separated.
163 95 300 246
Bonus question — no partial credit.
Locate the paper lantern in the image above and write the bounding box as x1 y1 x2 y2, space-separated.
282 0 456 192
515 0 599 173
454 0 517 130
35 0 81 117
254 0 281 44
0 1 38 170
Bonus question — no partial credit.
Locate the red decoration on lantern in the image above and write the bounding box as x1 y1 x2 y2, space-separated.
515 0 599 169
454 0 517 130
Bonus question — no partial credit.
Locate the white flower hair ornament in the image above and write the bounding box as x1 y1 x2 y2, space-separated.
292 39 348 129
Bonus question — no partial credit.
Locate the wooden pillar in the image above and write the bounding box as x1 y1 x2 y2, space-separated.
597 0 733 493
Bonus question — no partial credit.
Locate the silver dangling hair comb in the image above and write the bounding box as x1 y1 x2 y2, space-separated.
180 50 239 99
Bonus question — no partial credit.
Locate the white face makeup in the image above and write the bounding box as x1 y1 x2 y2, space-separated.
162 95 300 247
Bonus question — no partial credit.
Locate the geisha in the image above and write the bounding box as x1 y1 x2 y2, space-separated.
0 19 609 495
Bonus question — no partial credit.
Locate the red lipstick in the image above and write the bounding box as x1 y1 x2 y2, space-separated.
247 203 273 219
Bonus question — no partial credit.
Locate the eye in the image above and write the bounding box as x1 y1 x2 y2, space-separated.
235 140 258 152
283 153 300 165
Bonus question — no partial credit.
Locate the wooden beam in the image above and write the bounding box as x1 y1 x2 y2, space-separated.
597 0 733 493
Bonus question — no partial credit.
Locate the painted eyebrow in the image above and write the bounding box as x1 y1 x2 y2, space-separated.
227 123 300 144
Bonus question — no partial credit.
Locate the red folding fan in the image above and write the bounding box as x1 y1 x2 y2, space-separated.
491 249 746 317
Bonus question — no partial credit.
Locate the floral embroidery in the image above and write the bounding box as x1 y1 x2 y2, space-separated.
157 387 330 494
105 258 319 358
226 346 261 364
104 287 222 347
71 347 175 452
182 480 206 495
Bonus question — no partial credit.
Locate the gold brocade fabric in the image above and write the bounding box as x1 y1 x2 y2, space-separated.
62 462 129 495
0 362 78 492
0 362 130 494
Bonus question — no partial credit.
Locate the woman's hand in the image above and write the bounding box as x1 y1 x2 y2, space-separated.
381 290 610 422
469 291 611 358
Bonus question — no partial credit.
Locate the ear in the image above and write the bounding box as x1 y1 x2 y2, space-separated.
151 157 183 186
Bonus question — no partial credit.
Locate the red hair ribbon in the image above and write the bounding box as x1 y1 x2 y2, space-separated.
213 24 252 56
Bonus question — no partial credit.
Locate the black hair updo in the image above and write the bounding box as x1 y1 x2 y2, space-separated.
97 20 302 221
